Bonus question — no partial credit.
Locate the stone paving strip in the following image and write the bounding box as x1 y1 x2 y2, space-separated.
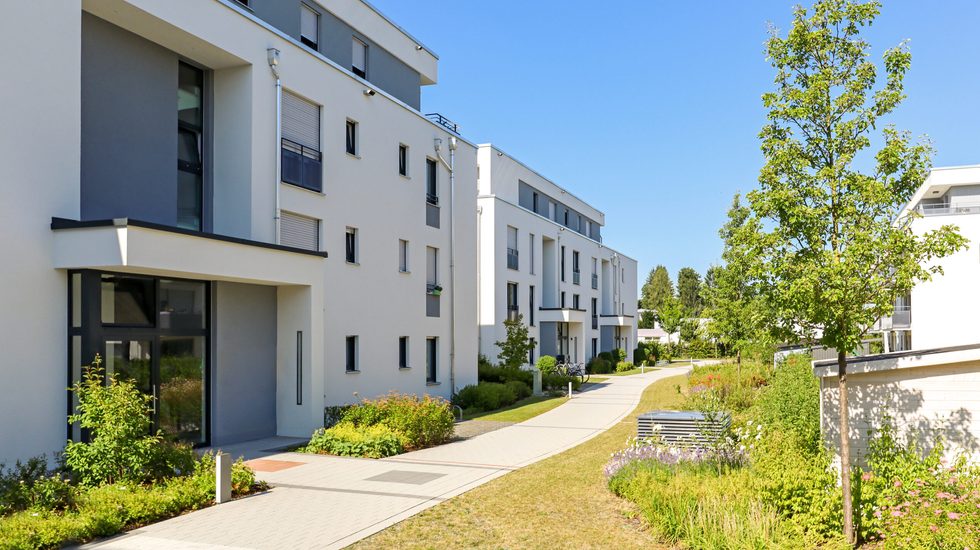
84 366 691 550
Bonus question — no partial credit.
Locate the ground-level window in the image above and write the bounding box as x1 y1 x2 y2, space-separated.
426 337 438 383
398 336 409 369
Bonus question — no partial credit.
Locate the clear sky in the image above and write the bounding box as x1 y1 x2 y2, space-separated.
370 0 980 288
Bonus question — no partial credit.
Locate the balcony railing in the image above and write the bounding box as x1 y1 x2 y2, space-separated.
918 202 980 216
591 273 598 289
426 193 439 206
573 270 581 285
507 305 519 322
281 138 322 192
592 315 598 330
892 305 911 328
425 113 460 134
506 248 519 270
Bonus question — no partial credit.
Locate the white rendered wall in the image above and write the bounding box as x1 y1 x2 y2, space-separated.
0 1 81 463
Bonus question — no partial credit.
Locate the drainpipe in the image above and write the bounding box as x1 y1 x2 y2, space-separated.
476 205 483 356
435 137 458 394
268 48 282 244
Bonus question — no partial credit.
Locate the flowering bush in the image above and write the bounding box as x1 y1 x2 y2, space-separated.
858 420 980 547
604 434 748 479
328 392 455 451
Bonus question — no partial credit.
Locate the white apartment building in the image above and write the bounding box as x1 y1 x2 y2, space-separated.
477 145 638 366
0 0 477 463
876 165 980 351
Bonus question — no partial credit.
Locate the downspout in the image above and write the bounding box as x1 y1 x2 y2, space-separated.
435 137 458 393
476 205 483 357
268 48 282 244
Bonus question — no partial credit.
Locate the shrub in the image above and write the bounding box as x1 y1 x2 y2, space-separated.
478 363 533 386
614 349 627 362
62 357 197 486
587 357 611 374
753 354 820 452
455 382 518 411
543 373 581 392
505 380 531 400
597 351 614 363
535 355 557 375
339 392 454 449
615 361 634 373
304 422 404 458
0 457 76 516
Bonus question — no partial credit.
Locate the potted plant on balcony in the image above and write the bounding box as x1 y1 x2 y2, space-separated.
427 284 443 296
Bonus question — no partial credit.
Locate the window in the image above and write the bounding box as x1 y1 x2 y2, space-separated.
564 210 569 226
572 251 580 284
591 257 598 289
345 120 357 156
591 297 598 328
529 234 535 274
281 91 322 192
398 336 409 369
280 211 320 251
528 339 535 365
507 282 519 321
529 285 535 326
506 226 519 270
573 294 580 309
398 239 409 272
352 37 367 77
591 338 598 359
426 337 438 383
345 336 358 372
345 227 357 263
177 62 204 230
426 247 438 286
300 4 319 50
398 144 408 176
532 192 539 212
426 158 438 205
560 291 566 308
560 246 566 281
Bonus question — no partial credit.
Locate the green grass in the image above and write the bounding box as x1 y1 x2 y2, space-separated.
463 395 566 422
352 375 689 550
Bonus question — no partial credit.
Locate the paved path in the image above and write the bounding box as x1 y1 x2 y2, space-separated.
86 366 691 550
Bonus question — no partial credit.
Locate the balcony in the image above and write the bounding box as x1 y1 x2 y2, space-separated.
281 138 322 192
538 307 588 324
598 314 634 327
873 305 911 331
426 193 439 206
507 305 519 322
591 273 598 289
572 270 581 285
506 248 519 270
918 202 980 216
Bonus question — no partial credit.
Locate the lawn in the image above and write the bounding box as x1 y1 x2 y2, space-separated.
352 374 689 550
464 395 567 422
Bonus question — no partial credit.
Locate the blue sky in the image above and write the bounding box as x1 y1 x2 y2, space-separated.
371 0 980 287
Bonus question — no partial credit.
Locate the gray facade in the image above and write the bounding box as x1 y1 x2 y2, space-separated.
518 181 602 241
247 0 422 109
81 13 200 227
212 282 278 445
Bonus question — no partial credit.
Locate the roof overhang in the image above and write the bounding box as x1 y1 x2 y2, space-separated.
51 218 326 286
812 343 980 378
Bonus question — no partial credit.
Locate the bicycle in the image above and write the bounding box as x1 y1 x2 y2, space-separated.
555 361 590 385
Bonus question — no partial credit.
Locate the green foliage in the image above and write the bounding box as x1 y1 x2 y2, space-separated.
634 341 662 365
615 361 634 373
0 454 258 549
304 422 404 458
0 457 75 515
614 348 627 362
680 338 716 359
637 310 658 329
754 355 821 452
597 351 613 362
858 423 980 546
686 361 771 417
586 357 612 374
495 314 536 369
640 265 673 311
478 363 533 387
455 382 518 412
678 319 699 343
62 356 197 486
676 267 703 315
535 355 557 375
505 380 532 401
656 297 684 352
331 392 455 451
542 373 581 392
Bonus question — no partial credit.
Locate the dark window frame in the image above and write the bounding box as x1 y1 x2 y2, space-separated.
426 158 438 205
398 336 409 369
398 144 408 176
346 335 358 372
345 227 357 264
345 120 357 156
426 337 438 383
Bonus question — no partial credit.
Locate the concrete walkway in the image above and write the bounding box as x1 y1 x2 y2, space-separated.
86 366 691 550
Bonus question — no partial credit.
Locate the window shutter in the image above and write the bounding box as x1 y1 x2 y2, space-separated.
352 38 367 73
280 211 319 251
282 91 320 151
301 5 318 43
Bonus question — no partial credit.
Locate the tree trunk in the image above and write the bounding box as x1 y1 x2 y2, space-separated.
838 350 855 544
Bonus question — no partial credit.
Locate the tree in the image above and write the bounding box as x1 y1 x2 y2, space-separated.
655 296 684 354
638 310 658 329
704 194 770 369
640 265 673 311
495 315 535 369
743 0 967 541
677 267 703 315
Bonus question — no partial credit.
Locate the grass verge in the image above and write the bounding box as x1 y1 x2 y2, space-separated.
352 374 689 550
464 395 567 422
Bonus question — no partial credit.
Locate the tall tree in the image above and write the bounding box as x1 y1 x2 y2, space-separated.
676 267 703 315
744 0 966 541
638 310 658 329
704 195 769 369
640 265 673 311
655 296 684 354
495 315 536 369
